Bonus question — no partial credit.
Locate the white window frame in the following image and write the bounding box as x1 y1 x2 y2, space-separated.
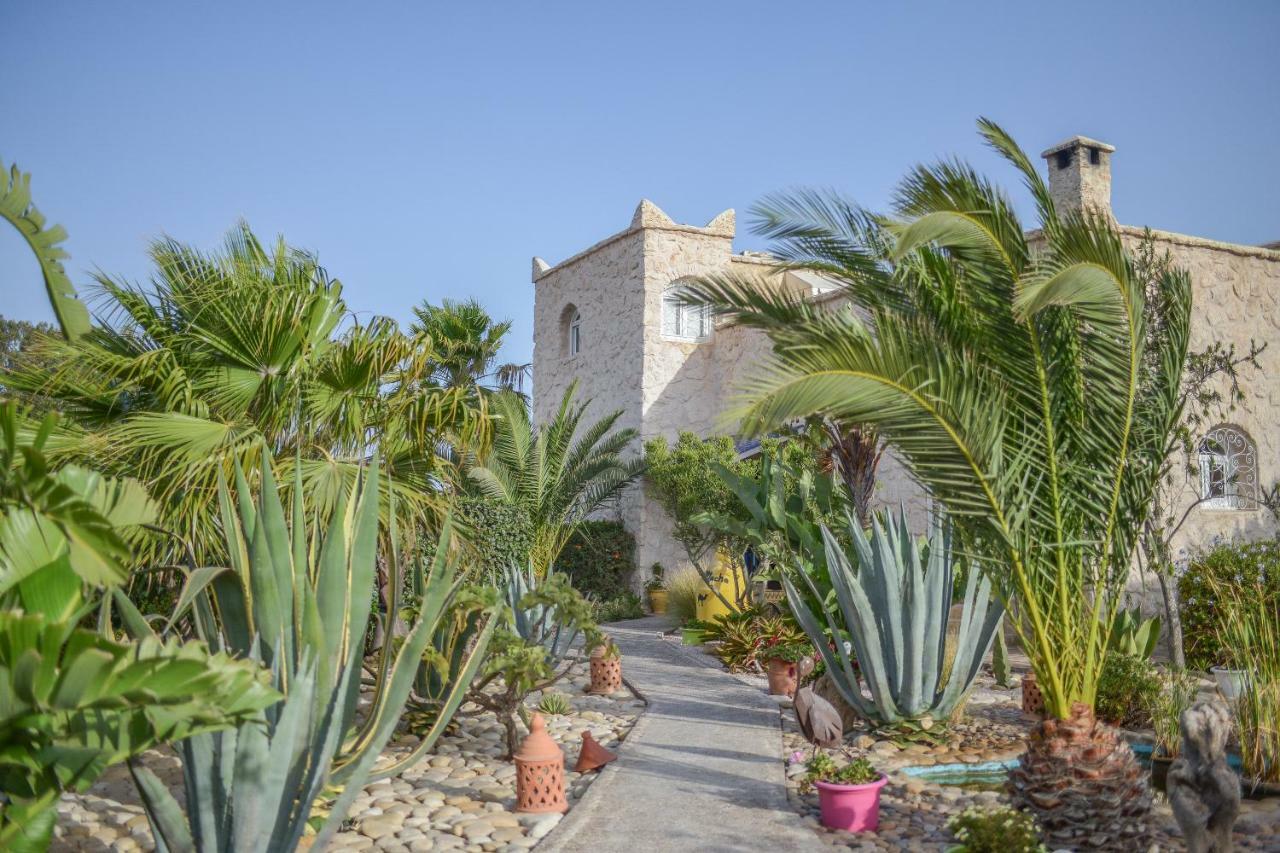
568 310 581 356
661 285 712 342
1198 425 1257 510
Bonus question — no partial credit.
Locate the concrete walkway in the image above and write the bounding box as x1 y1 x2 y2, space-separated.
541 617 825 853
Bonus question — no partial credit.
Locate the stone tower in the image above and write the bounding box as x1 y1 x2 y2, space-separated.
531 200 751 578
1041 135 1116 220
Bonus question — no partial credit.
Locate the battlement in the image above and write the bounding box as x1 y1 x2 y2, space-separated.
532 199 734 282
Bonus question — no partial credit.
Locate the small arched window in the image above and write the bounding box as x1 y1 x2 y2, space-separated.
661 283 711 342
568 310 581 356
1198 425 1257 510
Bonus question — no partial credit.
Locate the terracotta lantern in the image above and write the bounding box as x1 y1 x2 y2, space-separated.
514 713 567 814
1021 672 1045 717
589 643 622 695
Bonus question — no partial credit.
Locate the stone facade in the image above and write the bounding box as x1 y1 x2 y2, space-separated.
531 136 1280 591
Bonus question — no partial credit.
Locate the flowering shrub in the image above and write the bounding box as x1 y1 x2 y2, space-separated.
1179 540 1280 670
704 609 809 672
946 806 1046 852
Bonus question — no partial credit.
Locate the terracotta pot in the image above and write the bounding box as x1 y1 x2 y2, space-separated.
815 775 887 832
1021 672 1044 716
589 649 623 695
647 588 668 614
766 658 799 697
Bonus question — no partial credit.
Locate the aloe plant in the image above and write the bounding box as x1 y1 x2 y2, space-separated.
785 508 1003 731
0 404 278 852
129 453 496 851
1107 608 1160 659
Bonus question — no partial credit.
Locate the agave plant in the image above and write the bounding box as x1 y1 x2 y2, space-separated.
128 453 496 851
693 119 1188 848
467 564 599 757
786 508 1001 734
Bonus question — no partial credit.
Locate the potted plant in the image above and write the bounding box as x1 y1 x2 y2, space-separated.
1209 662 1248 701
1148 670 1200 791
681 618 709 646
589 638 623 695
646 563 668 614
799 753 886 832
763 640 810 698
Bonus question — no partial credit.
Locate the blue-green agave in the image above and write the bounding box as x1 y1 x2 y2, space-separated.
128 454 496 852
785 508 1003 728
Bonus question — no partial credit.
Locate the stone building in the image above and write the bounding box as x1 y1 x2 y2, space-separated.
531 134 1280 587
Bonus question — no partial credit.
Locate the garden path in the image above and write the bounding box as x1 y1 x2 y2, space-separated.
540 616 826 853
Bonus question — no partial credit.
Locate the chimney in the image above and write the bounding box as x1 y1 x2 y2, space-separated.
1040 135 1115 221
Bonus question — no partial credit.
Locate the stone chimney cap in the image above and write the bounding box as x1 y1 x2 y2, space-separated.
1040 136 1116 158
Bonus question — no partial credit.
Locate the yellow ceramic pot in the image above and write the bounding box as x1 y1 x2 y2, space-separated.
648 588 668 614
694 559 747 622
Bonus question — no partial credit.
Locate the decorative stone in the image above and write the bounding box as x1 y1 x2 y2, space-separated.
1168 701 1240 853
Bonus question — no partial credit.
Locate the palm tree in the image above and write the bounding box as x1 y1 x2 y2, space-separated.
410 297 531 393
5 223 487 560
691 120 1189 849
467 383 644 576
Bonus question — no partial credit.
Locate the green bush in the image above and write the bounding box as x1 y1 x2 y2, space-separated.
1179 540 1280 671
458 496 534 579
594 592 645 623
556 520 636 601
1095 653 1161 729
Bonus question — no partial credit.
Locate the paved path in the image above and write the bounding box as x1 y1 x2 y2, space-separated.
541 617 825 853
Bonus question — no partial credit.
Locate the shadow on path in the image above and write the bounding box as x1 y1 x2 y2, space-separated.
540 618 825 853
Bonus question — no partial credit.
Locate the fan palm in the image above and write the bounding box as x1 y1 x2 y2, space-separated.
410 297 531 393
691 119 1189 849
467 383 643 576
5 223 489 561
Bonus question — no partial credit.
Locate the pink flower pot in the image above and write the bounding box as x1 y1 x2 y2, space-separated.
815 775 887 832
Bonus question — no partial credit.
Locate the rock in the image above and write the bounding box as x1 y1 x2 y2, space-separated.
360 818 402 840
1168 701 1240 853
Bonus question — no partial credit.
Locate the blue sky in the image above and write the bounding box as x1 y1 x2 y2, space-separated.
3 1 1277 366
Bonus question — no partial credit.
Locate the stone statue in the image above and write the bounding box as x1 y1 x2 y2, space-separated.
1167 700 1240 852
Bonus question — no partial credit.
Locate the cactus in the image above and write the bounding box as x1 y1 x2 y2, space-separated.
129 453 496 851
992 622 1014 688
784 508 1003 731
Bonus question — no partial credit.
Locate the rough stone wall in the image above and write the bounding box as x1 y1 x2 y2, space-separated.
1125 227 1280 563
531 222 647 555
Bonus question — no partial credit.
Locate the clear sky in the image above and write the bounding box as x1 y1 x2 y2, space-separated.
3 1 1278 367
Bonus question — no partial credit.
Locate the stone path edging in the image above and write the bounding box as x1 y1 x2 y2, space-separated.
539 617 825 853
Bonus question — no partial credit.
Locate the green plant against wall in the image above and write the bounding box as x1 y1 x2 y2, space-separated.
468 384 642 576
556 520 636 602
127 454 495 851
644 432 760 610
1209 572 1280 785
467 565 600 757
695 446 849 616
1179 540 1280 671
456 495 534 580
0 406 278 851
786 509 1002 736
